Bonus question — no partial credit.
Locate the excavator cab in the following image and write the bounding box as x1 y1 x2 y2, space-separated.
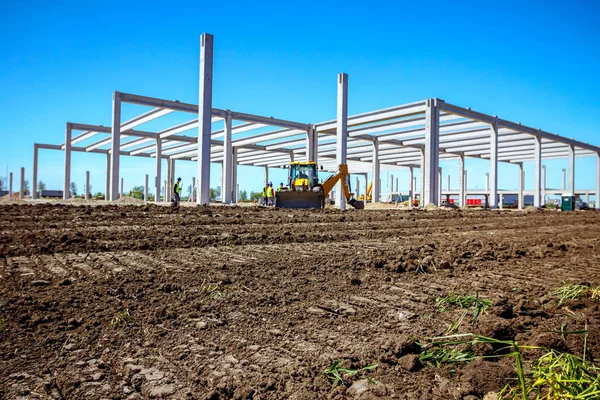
289 162 319 189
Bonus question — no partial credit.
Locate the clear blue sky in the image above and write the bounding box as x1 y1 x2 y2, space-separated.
1 0 599 200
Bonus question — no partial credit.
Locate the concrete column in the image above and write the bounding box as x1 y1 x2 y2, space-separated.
105 153 110 200
568 145 575 193
32 144 38 199
389 175 394 194
446 175 450 191
395 178 399 192
155 140 162 203
363 173 368 204
64 123 72 200
164 180 167 202
197 33 214 206
541 165 546 206
335 73 349 210
144 174 149 201
464 171 468 205
413 177 417 203
166 157 172 202
20 167 24 200
9 172 13 200
232 148 238 203
499 194 504 209
420 148 425 206
489 119 499 208
423 98 440 206
355 177 360 197
562 168 566 191
171 159 176 193
223 111 233 204
264 166 269 185
191 177 196 202
306 125 316 162
596 153 600 210
438 168 442 204
372 140 380 203
110 92 122 201
409 167 414 200
586 193 590 204
518 163 524 210
120 178 124 199
533 136 542 208
459 155 465 207
485 173 490 192
85 171 90 200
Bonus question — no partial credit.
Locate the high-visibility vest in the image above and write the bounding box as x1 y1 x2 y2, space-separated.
266 186 274 198
173 182 182 194
262 186 268 197
278 185 284 191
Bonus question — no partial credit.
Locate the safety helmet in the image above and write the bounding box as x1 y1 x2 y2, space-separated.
177 177 181 181
280 182 283 186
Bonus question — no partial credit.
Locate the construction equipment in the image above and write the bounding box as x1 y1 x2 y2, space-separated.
276 161 364 209
357 181 372 202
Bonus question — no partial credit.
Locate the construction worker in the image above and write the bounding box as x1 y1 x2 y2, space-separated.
261 183 269 206
277 182 284 191
172 177 182 207
266 182 275 206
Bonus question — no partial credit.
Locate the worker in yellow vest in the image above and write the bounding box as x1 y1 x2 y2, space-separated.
172 177 182 208
266 182 275 206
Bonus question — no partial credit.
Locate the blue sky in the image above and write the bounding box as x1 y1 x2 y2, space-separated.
1 0 599 200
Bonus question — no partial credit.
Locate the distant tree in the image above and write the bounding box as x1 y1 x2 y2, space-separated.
130 185 144 200
239 190 248 201
38 181 46 193
187 185 192 197
0 176 5 191
93 192 103 199
70 182 78 196
249 191 262 201
23 180 30 195
209 188 217 200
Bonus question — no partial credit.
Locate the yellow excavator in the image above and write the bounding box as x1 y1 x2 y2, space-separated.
276 161 364 209
357 181 372 202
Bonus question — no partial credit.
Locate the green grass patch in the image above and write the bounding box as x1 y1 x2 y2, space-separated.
550 283 600 305
111 309 131 327
435 290 492 324
323 361 378 387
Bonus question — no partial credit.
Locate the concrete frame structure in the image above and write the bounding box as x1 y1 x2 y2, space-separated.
30 33 600 210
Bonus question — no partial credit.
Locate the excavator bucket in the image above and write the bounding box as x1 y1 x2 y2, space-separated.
349 199 364 209
276 190 324 209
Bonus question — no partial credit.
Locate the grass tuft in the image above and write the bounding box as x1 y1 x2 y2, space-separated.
111 309 131 327
323 361 378 387
550 282 600 305
435 290 492 324
199 280 224 299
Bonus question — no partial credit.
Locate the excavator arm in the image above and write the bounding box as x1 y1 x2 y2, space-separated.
321 164 364 209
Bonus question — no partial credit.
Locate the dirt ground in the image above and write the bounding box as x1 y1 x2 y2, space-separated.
1 203 600 399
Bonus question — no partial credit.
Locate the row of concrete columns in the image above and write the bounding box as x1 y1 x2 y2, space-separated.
46 33 600 210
